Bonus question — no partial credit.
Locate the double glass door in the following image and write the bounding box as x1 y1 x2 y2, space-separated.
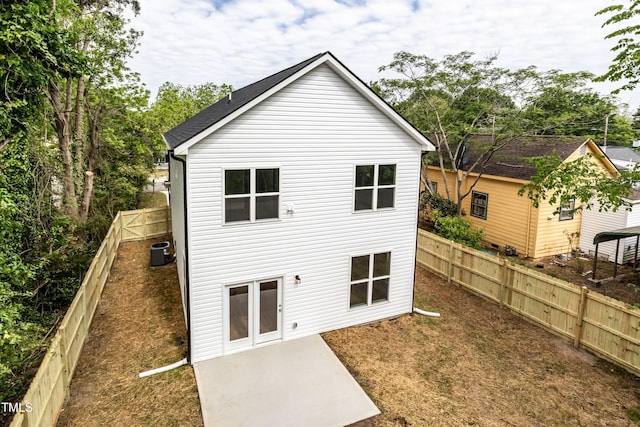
226 278 282 351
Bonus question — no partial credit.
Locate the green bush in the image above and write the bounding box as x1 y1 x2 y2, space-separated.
433 213 484 249
420 193 460 218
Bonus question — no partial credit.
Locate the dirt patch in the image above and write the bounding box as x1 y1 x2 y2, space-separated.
419 216 640 307
522 255 640 307
56 238 202 427
324 266 640 426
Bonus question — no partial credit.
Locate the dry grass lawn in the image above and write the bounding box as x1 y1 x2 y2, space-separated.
56 239 640 426
56 239 202 427
325 266 640 426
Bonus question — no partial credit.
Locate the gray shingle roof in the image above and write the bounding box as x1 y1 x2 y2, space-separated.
164 52 327 149
602 146 640 164
435 135 589 181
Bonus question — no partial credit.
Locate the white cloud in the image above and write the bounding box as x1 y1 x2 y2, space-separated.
126 0 637 110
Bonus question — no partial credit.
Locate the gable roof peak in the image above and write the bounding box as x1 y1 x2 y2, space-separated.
164 51 433 153
164 52 330 149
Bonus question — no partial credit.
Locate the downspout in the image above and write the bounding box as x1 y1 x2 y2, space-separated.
413 151 441 318
525 200 532 258
170 150 191 364
411 153 425 314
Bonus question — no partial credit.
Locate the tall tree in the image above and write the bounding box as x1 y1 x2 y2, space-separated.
145 82 233 151
596 1 640 92
375 51 535 215
521 70 639 145
46 0 141 221
377 51 640 217
0 0 81 150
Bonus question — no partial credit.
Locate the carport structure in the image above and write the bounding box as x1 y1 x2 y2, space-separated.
592 225 640 278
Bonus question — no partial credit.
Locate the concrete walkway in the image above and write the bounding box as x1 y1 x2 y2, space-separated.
193 335 379 427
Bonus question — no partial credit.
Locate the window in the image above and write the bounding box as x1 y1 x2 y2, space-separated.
430 181 438 193
470 191 488 220
559 199 575 221
349 252 391 308
354 164 396 211
224 168 279 223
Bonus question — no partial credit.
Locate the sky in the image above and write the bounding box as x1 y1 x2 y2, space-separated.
126 0 639 112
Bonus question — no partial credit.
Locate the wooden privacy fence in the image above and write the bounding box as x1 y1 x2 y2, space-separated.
10 207 171 427
416 229 640 377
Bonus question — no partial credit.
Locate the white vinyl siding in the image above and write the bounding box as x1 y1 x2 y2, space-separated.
183 64 422 362
168 155 188 321
580 199 640 264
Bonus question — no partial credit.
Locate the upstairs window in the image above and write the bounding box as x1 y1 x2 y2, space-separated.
224 168 279 223
470 191 488 220
349 252 391 308
354 164 396 211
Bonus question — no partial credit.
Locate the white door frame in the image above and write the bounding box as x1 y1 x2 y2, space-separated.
223 277 283 352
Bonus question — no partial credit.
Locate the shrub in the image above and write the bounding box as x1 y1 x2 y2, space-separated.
433 213 484 250
420 193 459 218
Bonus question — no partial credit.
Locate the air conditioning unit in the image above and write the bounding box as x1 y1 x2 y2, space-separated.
150 241 173 266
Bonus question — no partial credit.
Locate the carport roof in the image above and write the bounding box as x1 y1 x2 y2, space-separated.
593 226 640 244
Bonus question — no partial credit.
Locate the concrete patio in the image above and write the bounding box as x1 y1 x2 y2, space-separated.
193 334 379 427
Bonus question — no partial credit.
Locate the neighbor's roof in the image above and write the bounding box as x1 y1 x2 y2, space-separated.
469 135 588 180
164 53 325 149
434 135 609 181
602 146 640 167
164 51 434 153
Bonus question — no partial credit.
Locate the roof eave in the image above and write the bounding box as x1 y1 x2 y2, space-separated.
174 52 434 155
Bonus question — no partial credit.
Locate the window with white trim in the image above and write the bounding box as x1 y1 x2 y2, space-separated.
349 252 391 308
559 199 575 221
224 168 279 223
354 164 396 211
470 191 488 220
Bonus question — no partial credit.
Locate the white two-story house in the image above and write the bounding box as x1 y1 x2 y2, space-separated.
165 52 434 363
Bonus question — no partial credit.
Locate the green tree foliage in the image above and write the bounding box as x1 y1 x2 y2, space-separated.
0 0 157 409
420 192 460 219
521 71 638 145
145 82 233 153
377 50 640 220
376 51 531 215
596 1 640 92
0 0 82 149
518 152 639 215
47 0 143 220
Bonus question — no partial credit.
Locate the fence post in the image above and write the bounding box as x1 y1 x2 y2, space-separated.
57 327 71 394
499 259 507 307
573 286 589 348
447 240 454 283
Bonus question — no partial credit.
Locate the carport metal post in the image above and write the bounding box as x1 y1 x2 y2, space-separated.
635 235 639 273
592 243 599 279
614 239 620 278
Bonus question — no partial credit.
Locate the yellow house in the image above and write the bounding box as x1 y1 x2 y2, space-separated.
424 136 618 259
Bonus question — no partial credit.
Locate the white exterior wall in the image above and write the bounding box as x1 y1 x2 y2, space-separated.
185 65 423 362
168 155 187 318
580 200 640 264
